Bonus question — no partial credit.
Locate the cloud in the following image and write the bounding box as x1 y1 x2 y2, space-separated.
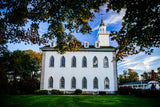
92 9 126 31
118 53 160 71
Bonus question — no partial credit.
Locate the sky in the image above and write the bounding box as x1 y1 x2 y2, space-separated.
7 4 160 78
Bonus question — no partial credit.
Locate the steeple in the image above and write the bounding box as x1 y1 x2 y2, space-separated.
100 18 105 26
97 18 110 46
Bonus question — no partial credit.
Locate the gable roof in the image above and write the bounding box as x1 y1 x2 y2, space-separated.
122 81 150 85
40 45 116 52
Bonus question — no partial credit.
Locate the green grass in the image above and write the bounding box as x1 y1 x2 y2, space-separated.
1 95 160 107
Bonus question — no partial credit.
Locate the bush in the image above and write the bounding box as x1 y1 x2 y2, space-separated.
99 91 106 95
34 90 48 95
118 86 132 95
51 89 64 95
133 89 160 97
74 89 82 95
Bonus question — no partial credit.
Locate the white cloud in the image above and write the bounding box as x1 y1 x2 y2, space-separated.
118 53 160 71
92 9 126 31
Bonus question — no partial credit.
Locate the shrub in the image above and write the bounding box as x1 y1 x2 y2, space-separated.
51 89 64 95
34 90 48 95
133 89 160 97
99 91 106 95
118 86 132 95
74 89 82 95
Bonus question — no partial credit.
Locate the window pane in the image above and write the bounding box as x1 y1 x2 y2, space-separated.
60 77 65 88
71 77 76 88
104 77 109 89
72 56 76 67
104 56 109 68
82 77 87 89
49 77 53 88
61 56 65 67
50 56 54 67
82 56 87 67
93 77 98 89
93 56 98 67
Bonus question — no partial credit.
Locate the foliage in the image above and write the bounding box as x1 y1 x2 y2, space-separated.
74 89 82 95
1 50 41 94
34 90 48 95
133 89 160 97
0 0 107 54
51 89 64 95
99 91 106 95
118 69 139 85
107 0 160 61
141 68 160 82
0 56 8 95
118 86 132 95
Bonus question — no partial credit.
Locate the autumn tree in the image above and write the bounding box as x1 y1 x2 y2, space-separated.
141 68 160 82
0 0 107 54
24 50 42 79
2 50 41 94
1 0 159 60
107 0 160 60
118 69 139 85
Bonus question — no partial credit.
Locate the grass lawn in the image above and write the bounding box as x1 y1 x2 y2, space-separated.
1 95 160 107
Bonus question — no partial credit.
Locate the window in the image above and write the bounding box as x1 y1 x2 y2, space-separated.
93 77 98 89
82 56 87 67
84 41 89 48
48 77 53 88
60 56 65 67
51 42 54 47
71 77 76 89
97 42 99 48
104 77 109 89
71 56 76 67
95 41 100 48
60 77 65 89
93 56 98 67
50 56 54 67
104 56 109 68
82 77 87 89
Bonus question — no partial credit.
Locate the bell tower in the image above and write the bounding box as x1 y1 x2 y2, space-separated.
97 18 110 46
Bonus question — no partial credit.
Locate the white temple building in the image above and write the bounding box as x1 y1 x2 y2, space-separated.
40 19 118 94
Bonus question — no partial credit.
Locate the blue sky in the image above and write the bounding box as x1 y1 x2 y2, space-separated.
7 5 160 78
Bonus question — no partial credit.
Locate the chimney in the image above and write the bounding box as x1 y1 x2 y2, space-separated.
151 70 155 81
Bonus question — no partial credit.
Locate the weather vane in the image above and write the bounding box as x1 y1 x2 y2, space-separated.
100 13 104 19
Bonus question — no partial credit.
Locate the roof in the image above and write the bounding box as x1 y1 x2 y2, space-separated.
99 18 105 26
40 45 116 52
122 81 150 85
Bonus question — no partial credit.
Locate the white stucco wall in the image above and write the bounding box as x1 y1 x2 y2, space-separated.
41 51 117 92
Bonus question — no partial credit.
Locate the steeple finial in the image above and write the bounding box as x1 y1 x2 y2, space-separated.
100 14 105 26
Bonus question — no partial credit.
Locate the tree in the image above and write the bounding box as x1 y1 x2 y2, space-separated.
2 50 41 94
107 0 160 60
118 69 139 85
0 0 107 54
1 1 159 60
141 71 152 81
23 50 42 79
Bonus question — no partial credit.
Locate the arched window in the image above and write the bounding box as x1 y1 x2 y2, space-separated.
71 56 76 67
104 77 109 89
48 77 53 88
104 56 109 68
93 56 98 67
93 77 98 89
50 56 54 67
82 56 87 67
82 77 87 89
71 77 76 89
60 56 65 67
60 77 65 89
